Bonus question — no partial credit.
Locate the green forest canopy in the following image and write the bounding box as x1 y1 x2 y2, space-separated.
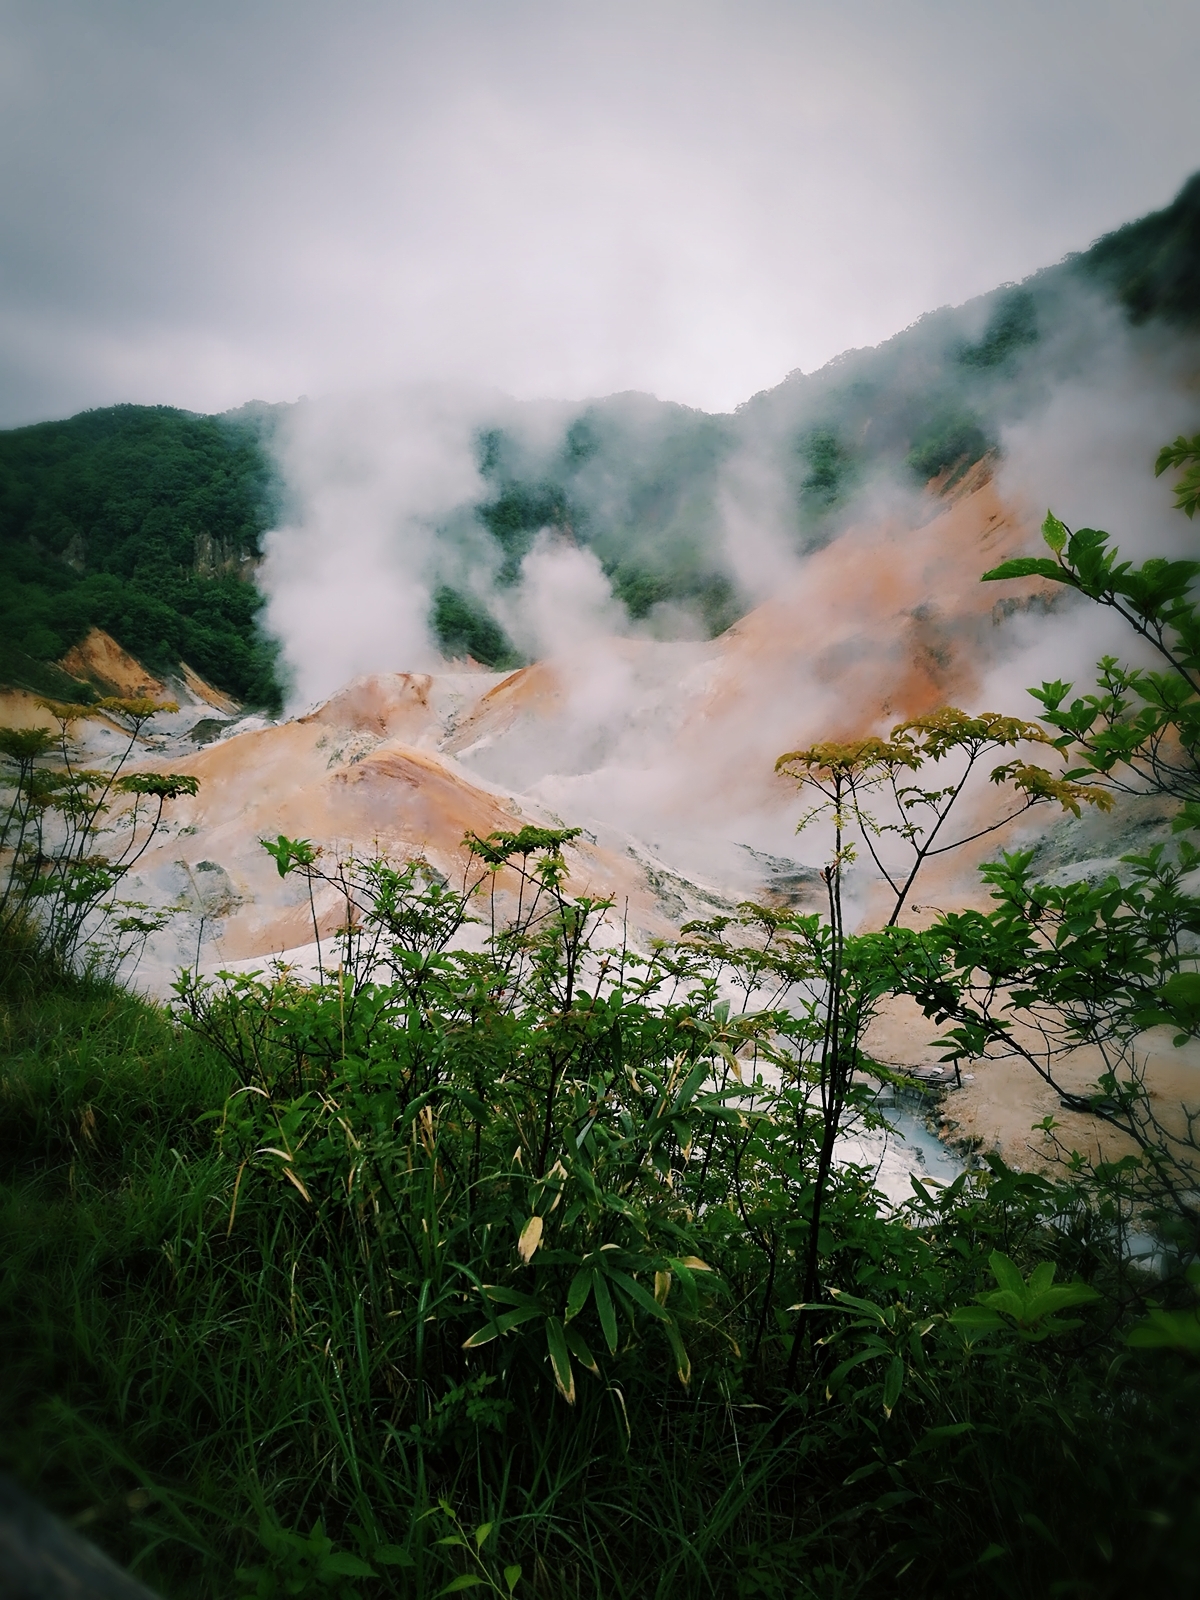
0 404 282 709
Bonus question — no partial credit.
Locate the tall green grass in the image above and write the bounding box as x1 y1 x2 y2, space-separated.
2 939 1198 1598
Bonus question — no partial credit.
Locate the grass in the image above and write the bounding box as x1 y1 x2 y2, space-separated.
2 948 1199 1598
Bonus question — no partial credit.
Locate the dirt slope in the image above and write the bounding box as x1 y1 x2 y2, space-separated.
120 475 1058 972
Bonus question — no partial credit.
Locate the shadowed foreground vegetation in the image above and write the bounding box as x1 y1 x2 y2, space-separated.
4 445 1200 1597
2 873 1198 1600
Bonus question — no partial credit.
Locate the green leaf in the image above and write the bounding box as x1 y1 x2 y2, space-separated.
438 1578 486 1594
593 1269 619 1354
979 1289 1025 1320
565 1269 593 1323
564 1323 600 1376
988 1252 1026 1298
981 557 1071 584
374 1545 415 1567
825 1347 881 1392
843 1460 885 1486
1028 1261 1056 1296
1023 1284 1101 1322
671 1057 710 1112
504 1565 522 1594
663 1315 692 1389
911 1422 975 1454
828 1287 889 1324
545 1316 576 1403
1042 510 1068 552
949 1306 1006 1331
1126 1308 1200 1354
452 1089 490 1121
462 1304 543 1349
609 1269 671 1322
321 1553 376 1577
474 1523 493 1550
482 1286 541 1309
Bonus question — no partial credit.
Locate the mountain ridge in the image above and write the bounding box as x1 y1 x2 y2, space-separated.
2 173 1199 706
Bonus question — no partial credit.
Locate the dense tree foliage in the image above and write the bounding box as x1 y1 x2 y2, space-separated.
956 289 1039 371
0 405 283 708
432 585 521 670
1082 170 1200 326
467 412 742 639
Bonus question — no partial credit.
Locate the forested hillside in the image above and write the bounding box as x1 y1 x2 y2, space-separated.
3 174 1199 699
0 404 283 707
416 172 1200 665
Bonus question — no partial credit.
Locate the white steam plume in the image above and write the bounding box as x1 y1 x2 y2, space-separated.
259 388 487 709
497 536 628 661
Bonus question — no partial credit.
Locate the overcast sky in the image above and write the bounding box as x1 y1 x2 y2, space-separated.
1 0 1198 427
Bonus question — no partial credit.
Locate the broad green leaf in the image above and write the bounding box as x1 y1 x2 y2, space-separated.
949 1306 1006 1331
438 1578 486 1594
374 1545 415 1567
825 1347 881 1392
462 1304 542 1349
321 1553 376 1577
988 1252 1026 1299
565 1269 593 1323
842 1460 885 1486
453 1089 490 1121
829 1287 889 1324
1126 1308 1200 1354
911 1422 975 1454
1042 511 1068 552
671 1058 710 1112
981 557 1069 584
504 1565 522 1593
1023 1284 1101 1322
473 1523 492 1550
980 1289 1026 1320
483 1286 540 1309
496 1307 544 1335
663 1315 692 1389
1028 1261 1056 1296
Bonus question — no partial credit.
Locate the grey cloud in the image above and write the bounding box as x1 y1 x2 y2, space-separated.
1 0 1199 425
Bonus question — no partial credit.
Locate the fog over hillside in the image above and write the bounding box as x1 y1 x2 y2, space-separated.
256 182 1200 712
3 174 1200 988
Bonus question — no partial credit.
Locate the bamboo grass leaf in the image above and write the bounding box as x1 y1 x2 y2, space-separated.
517 1215 544 1264
593 1270 619 1354
545 1316 576 1403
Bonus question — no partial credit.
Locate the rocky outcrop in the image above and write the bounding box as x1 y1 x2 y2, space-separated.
58 628 166 700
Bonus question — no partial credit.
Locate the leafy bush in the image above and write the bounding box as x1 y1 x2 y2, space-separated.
0 697 197 972
5 830 1199 1596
